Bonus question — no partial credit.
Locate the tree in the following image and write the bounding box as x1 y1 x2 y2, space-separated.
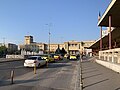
60 48 67 56
81 42 85 47
55 47 61 54
0 46 7 57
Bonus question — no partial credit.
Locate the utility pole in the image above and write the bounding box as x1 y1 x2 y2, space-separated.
48 27 50 54
3 37 5 46
98 11 103 51
46 23 52 54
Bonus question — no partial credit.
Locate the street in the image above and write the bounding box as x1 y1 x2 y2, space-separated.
0 59 78 90
0 60 32 81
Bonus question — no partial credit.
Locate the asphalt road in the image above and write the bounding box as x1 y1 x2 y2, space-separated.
0 60 33 80
0 59 78 90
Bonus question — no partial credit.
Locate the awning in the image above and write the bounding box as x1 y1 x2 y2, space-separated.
98 0 120 27
89 28 120 49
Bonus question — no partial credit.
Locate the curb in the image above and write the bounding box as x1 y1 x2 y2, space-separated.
0 59 25 63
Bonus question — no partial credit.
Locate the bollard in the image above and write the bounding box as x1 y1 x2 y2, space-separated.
34 64 36 74
46 61 48 68
80 73 83 90
80 81 83 90
11 70 14 84
80 58 83 90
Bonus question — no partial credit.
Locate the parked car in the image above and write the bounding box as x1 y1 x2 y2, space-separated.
69 55 77 60
40 54 55 62
64 54 69 59
54 54 63 60
24 56 46 67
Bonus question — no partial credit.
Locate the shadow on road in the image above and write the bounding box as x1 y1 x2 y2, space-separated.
83 79 109 89
83 73 103 79
82 69 99 74
45 63 71 69
0 78 39 87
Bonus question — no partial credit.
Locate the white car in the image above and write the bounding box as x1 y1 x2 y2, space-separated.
24 56 46 67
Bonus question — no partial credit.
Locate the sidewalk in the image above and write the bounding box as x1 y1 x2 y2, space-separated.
81 57 120 90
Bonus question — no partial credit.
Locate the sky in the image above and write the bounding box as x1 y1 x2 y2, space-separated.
0 0 111 45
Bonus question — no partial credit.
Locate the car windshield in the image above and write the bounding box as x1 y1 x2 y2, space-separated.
71 55 76 56
55 55 59 56
27 57 37 60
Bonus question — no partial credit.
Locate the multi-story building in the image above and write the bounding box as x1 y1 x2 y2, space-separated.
36 43 47 53
64 40 95 55
24 36 33 45
5 43 18 54
64 40 80 55
49 44 64 53
19 35 95 55
0 43 18 53
19 36 39 53
19 43 39 52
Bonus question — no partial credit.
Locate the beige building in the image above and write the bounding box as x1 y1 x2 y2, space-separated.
64 40 80 55
19 43 39 52
49 44 64 53
36 43 47 53
19 36 39 52
24 36 33 45
63 40 95 55
20 35 95 55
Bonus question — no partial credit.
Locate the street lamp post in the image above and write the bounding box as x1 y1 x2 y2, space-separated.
46 23 51 54
48 28 50 54
3 37 5 46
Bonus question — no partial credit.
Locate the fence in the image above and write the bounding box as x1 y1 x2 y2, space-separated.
96 48 120 73
99 48 120 64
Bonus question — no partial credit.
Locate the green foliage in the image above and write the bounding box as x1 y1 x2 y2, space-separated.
81 42 85 46
60 48 67 56
55 47 67 56
55 47 61 54
0 46 7 57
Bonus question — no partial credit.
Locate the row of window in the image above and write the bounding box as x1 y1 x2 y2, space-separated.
65 44 80 49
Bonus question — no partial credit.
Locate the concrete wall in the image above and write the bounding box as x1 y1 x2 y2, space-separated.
97 48 120 73
96 59 120 73
99 48 120 63
6 55 24 59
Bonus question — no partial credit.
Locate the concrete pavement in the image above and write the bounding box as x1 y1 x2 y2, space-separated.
81 57 120 90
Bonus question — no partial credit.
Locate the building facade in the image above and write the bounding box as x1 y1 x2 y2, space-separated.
64 40 95 55
36 43 48 53
49 44 64 53
24 36 33 45
0 43 18 53
5 43 18 54
19 35 95 55
64 40 80 55
19 36 39 53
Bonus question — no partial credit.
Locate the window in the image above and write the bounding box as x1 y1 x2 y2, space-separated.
79 44 80 49
38 57 42 60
